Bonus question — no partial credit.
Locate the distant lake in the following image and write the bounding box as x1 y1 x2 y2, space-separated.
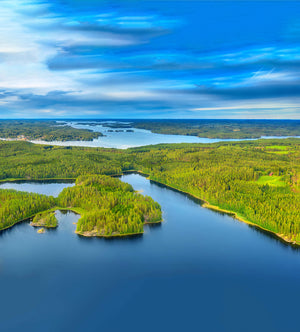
0 180 74 197
29 121 300 149
1 174 300 332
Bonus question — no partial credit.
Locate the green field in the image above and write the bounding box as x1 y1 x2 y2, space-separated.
265 145 288 150
264 145 294 154
256 176 286 187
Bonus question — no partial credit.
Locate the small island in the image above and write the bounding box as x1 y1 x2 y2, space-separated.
60 175 162 237
30 211 58 228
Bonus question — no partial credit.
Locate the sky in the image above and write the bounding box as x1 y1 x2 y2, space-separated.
0 0 300 119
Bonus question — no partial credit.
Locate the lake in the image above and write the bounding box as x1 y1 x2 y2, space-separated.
30 121 300 149
1 174 300 332
0 180 74 197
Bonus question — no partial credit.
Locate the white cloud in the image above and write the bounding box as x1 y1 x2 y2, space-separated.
191 100 300 119
0 0 299 119
0 0 154 96
0 1 78 94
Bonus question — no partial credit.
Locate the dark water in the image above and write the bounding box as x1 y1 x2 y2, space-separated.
1 174 300 332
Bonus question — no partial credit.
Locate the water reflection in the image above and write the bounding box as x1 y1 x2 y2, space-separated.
145 222 162 229
0 220 30 237
76 233 144 242
247 224 300 251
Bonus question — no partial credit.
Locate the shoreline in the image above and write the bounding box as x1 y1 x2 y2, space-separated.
75 217 163 238
201 203 299 246
75 230 144 238
125 171 300 247
0 201 163 238
0 172 298 246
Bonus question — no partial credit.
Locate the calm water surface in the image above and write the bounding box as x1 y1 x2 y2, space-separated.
30 121 300 149
0 180 74 197
1 174 300 332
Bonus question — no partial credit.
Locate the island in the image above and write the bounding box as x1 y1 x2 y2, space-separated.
30 211 58 228
0 174 162 237
60 175 162 237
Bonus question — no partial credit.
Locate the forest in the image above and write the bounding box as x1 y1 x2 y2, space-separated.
0 138 299 243
0 120 101 141
59 175 162 236
132 140 300 243
132 119 300 139
0 190 55 231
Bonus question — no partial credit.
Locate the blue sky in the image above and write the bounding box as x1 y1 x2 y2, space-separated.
0 0 300 119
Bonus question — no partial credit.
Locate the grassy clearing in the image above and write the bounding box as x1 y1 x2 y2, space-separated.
265 145 294 154
256 175 286 187
265 145 288 150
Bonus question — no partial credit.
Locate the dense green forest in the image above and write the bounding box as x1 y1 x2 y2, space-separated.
0 173 162 237
0 190 55 231
132 119 300 139
132 141 300 243
0 141 123 179
0 120 101 141
0 138 299 243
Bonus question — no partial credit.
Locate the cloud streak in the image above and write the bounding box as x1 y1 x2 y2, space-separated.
0 0 299 119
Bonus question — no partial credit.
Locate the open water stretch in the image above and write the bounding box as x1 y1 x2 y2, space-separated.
0 174 300 332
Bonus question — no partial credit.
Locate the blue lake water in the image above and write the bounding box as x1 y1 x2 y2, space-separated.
1 174 300 332
30 121 300 149
0 180 74 197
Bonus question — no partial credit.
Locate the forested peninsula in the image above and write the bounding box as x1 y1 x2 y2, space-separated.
0 138 299 244
0 120 101 141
